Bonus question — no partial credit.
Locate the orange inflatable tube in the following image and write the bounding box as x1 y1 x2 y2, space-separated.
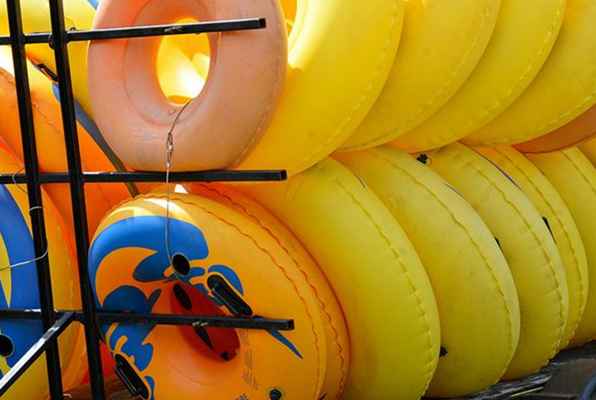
516 105 596 153
88 0 287 172
89 192 329 399
0 57 130 234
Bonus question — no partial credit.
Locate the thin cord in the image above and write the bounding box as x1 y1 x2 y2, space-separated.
164 100 193 267
0 169 49 272
0 248 49 273
11 167 27 194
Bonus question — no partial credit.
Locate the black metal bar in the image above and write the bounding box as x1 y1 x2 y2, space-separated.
0 173 68 185
0 309 51 319
5 1 64 399
0 312 75 398
0 309 294 331
47 0 105 398
0 18 265 46
0 31 48 45
67 18 266 42
98 312 294 331
0 170 287 185
83 170 287 183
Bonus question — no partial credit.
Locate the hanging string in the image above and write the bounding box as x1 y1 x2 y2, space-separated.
0 168 49 272
164 100 193 267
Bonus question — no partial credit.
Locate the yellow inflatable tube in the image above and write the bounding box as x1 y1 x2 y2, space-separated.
397 0 566 152
477 146 589 349
424 143 568 380
239 158 440 400
336 147 520 397
342 0 501 150
239 0 406 176
466 0 596 146
0 0 95 115
188 183 349 399
527 148 596 346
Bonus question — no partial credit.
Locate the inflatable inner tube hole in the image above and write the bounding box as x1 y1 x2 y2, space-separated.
172 253 191 276
0 334 14 358
157 18 211 105
171 282 240 363
115 354 150 399
123 2 217 121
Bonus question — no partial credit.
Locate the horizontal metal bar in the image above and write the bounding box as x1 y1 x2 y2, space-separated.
0 170 287 185
83 170 287 183
98 312 294 331
0 312 75 397
0 172 68 184
0 31 49 45
0 18 265 46
0 309 51 319
0 309 294 331
67 18 266 42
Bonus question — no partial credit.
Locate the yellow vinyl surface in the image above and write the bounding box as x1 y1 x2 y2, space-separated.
398 0 565 152
239 0 406 176
336 146 520 397
343 0 500 151
477 146 588 349
425 143 568 380
466 0 596 146
527 148 596 346
239 158 441 400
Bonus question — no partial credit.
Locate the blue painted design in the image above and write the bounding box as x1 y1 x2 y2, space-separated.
88 217 209 299
267 328 303 359
0 186 44 373
105 288 161 371
89 217 210 399
89 215 303 397
87 0 99 10
185 267 206 281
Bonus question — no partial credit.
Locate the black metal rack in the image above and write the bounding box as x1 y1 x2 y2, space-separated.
0 1 290 399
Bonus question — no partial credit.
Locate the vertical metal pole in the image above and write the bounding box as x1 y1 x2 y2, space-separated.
5 1 64 399
47 0 105 398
